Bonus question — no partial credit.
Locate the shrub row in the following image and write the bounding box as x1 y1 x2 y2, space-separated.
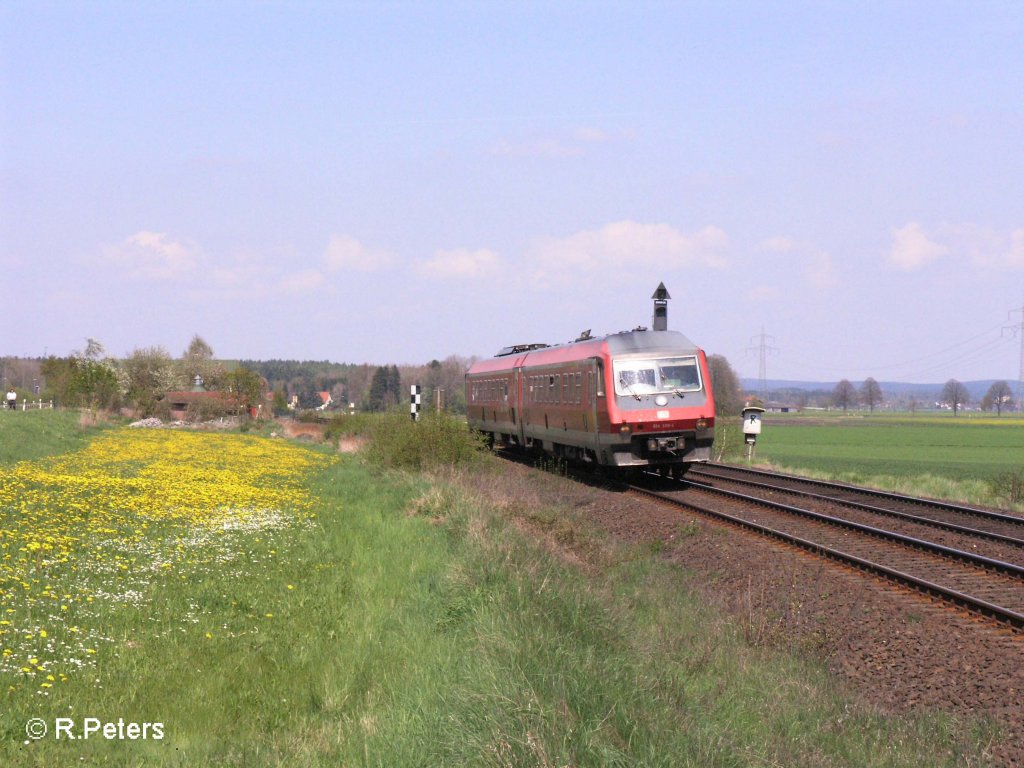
324 409 488 471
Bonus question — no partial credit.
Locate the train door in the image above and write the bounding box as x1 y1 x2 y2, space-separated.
588 358 602 455
514 367 526 446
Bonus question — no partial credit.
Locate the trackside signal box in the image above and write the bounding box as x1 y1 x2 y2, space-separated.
741 405 766 446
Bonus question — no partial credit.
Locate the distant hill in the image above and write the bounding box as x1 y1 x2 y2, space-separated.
740 379 1018 403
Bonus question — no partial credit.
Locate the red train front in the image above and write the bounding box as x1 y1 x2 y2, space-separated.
466 285 715 478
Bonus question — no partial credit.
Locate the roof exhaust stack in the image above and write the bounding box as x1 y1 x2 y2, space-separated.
651 282 670 331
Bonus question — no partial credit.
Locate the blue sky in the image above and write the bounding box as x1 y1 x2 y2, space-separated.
2 1 1023 383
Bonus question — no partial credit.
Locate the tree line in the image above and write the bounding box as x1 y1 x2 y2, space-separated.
239 355 471 414
37 337 264 418
829 377 1017 415
27 334 1012 421
25 337 475 418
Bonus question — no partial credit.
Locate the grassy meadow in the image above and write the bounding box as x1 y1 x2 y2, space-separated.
0 409 998 766
743 411 1024 509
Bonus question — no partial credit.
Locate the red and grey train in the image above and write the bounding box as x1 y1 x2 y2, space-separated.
465 285 715 477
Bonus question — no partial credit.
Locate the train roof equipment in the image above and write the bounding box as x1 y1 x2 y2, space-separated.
495 343 551 357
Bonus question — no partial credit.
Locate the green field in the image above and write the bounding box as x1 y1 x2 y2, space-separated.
0 411 997 766
746 412 1024 508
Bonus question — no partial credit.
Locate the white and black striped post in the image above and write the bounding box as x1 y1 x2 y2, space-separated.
410 384 421 421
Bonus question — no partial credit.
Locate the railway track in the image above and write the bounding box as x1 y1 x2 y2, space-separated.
631 465 1024 631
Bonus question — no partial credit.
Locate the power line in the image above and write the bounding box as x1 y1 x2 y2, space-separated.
801 313 1018 382
746 326 779 400
901 335 1014 381
1005 299 1024 406
857 320 1008 372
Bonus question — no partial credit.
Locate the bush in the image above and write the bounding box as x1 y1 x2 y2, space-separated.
323 412 377 442
332 409 487 471
184 398 235 423
988 468 1024 505
713 419 745 462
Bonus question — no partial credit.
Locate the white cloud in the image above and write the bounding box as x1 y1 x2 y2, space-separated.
280 268 325 295
489 137 584 158
756 234 838 291
748 285 781 301
888 222 946 271
1010 229 1024 267
490 126 632 159
417 248 500 279
529 221 728 284
103 231 199 280
573 126 610 143
886 223 1024 271
807 251 838 290
943 224 1024 269
760 235 797 253
323 234 391 272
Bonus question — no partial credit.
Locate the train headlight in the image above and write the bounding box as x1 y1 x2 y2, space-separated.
619 424 631 434
695 418 709 430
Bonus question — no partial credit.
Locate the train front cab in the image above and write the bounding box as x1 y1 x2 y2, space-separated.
597 346 715 477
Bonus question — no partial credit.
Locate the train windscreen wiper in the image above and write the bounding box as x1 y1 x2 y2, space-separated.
619 376 642 401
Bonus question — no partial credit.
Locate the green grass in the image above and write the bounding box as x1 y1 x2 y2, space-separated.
0 415 995 766
746 414 1024 508
0 409 109 465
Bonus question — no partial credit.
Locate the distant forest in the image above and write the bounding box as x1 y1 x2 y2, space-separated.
237 356 472 413
1 341 473 416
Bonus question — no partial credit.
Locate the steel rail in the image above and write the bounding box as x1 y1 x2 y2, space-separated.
680 479 1024 579
630 484 1024 630
701 463 1024 527
687 467 1024 548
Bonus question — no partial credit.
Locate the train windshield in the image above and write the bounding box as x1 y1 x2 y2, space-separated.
613 356 702 397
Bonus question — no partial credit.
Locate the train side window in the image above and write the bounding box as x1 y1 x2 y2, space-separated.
595 362 606 396
574 372 581 403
